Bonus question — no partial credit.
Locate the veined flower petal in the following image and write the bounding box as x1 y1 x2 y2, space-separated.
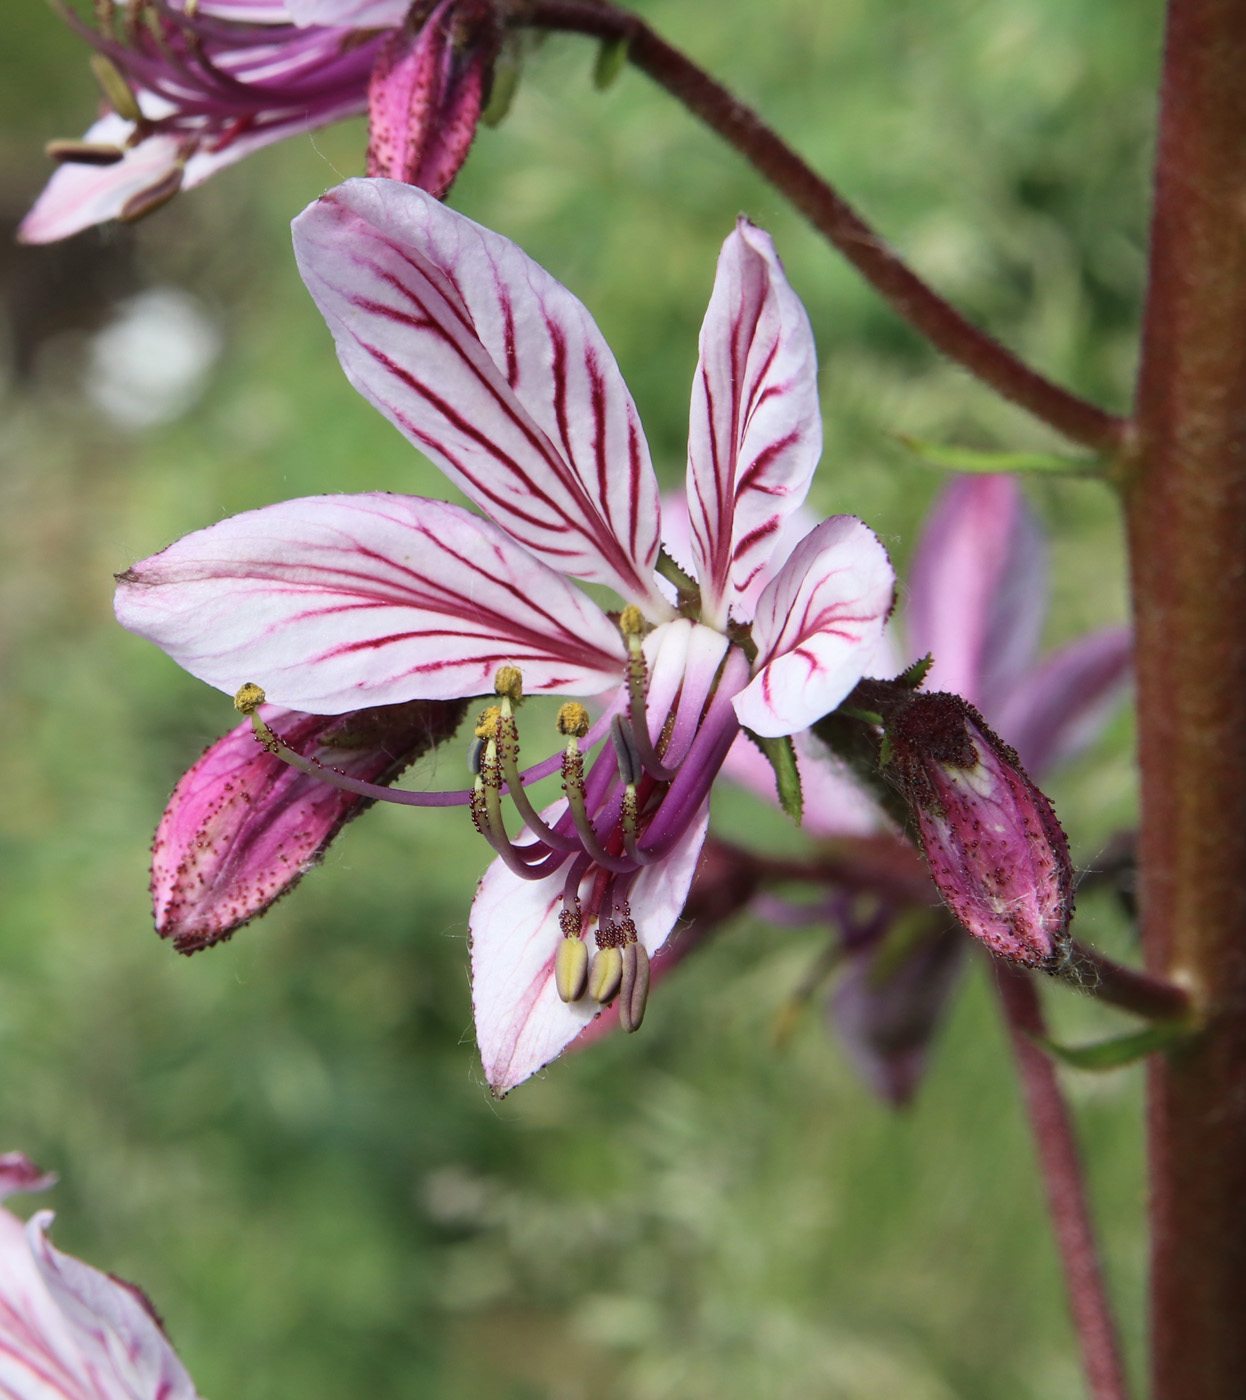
686 219 821 628
735 516 895 738
179 1 295 16
471 802 709 1095
906 475 1045 710
153 698 467 952
114 493 628 711
293 179 669 612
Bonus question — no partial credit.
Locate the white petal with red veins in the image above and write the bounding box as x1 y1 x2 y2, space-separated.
471 802 709 1095
115 493 627 712
685 220 821 628
293 179 669 612
735 515 894 737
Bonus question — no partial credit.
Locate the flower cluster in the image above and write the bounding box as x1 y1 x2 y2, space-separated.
115 178 896 1092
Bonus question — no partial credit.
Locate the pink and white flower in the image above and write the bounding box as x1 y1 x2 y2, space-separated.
115 178 895 1093
20 0 493 243
0 1153 202 1400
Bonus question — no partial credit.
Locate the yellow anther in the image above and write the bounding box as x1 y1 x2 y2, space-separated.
474 705 502 741
234 683 266 715
557 702 591 739
588 945 623 1004
90 54 142 123
494 665 523 703
619 604 646 638
554 937 589 1003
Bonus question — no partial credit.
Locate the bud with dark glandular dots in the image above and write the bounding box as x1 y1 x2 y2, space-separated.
886 692 1074 970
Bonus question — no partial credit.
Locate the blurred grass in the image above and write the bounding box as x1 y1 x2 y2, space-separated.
0 1 1153 1396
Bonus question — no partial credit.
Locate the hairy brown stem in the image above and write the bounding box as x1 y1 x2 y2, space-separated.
995 968 1133 1400
1128 3 1246 1395
519 0 1128 454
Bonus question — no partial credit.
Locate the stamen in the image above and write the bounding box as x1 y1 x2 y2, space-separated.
489 706 579 852
45 139 126 165
619 942 651 1033
622 626 679 781
557 702 590 739
611 715 642 786
554 937 588 1003
588 945 623 1003
119 164 185 223
90 52 143 121
560 745 635 874
494 665 523 704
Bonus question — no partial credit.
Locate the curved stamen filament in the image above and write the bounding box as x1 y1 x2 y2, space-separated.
561 745 636 874
494 711 581 852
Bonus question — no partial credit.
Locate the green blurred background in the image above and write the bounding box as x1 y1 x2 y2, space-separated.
0 1 1155 1395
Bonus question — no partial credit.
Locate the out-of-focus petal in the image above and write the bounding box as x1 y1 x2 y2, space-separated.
367 0 495 197
735 516 895 738
471 803 709 1095
17 116 183 245
0 1154 56 1201
114 493 628 711
906 475 1045 710
153 698 468 952
686 220 821 628
177 0 294 16
992 626 1131 776
830 923 964 1107
26 1211 201 1400
293 179 668 611
721 728 880 837
286 0 407 24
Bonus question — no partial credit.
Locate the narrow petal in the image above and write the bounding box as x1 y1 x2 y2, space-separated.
906 475 1045 709
115 493 628 711
366 0 495 197
286 0 407 24
27 1211 201 1400
0 1154 56 1202
992 627 1132 776
153 698 468 952
471 804 709 1095
685 220 822 627
293 179 668 610
17 117 183 246
734 516 895 738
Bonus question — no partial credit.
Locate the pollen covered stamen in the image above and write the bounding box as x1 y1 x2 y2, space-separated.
622 622 679 782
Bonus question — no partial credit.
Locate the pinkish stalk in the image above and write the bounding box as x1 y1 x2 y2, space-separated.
995 967 1132 1400
522 0 1126 454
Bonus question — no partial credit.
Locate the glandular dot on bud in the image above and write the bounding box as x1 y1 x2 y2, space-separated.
887 692 1073 970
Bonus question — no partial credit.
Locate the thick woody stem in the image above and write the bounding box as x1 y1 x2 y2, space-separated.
521 0 1127 453
995 967 1132 1400
1128 4 1246 1396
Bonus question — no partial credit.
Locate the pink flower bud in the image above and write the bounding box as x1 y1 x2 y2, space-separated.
366 0 499 196
887 692 1073 969
152 698 466 952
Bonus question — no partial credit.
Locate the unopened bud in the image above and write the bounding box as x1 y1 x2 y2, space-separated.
887 693 1072 970
554 937 589 1003
619 942 650 1033
588 945 623 1003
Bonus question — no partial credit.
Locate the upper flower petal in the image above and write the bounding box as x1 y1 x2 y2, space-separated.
286 0 407 24
153 698 467 952
734 516 895 738
114 493 628 711
685 219 822 628
906 475 1045 710
471 803 709 1096
992 626 1132 776
293 178 668 612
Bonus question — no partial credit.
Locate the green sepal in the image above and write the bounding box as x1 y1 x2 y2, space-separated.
593 35 629 90
1033 1020 1191 1071
895 654 934 690
898 435 1105 479
743 729 803 825
837 706 886 727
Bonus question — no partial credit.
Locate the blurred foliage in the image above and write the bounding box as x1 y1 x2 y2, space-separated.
0 0 1154 1397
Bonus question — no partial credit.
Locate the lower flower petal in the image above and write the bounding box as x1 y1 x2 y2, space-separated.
115 493 627 712
470 802 710 1095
